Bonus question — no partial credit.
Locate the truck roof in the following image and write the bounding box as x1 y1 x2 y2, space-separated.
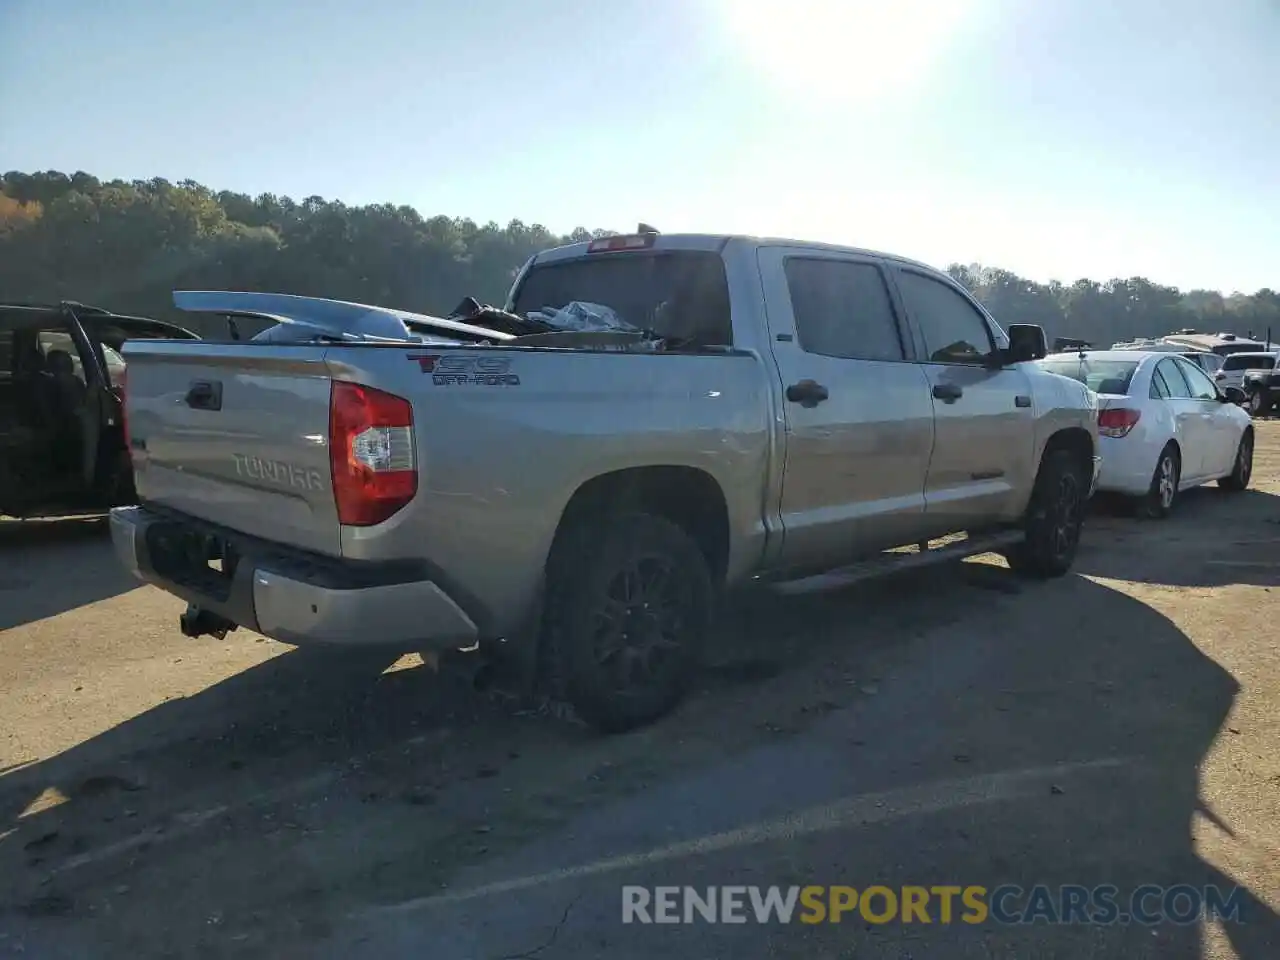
530 232 949 277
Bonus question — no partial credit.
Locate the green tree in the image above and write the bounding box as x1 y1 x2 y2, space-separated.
0 170 1272 346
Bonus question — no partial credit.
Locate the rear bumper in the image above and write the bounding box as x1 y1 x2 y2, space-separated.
1088 454 1103 498
110 505 478 650
1094 438 1154 497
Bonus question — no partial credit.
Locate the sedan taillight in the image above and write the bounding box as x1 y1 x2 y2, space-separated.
1098 407 1141 438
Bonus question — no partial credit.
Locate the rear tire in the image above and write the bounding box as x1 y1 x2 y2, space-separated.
1003 448 1087 579
541 511 712 733
1137 445 1179 519
1219 429 1253 492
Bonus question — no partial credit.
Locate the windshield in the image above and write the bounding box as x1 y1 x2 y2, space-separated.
1037 358 1139 394
1222 353 1276 371
510 251 732 347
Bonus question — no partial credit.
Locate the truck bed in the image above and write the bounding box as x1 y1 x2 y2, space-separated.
122 336 772 640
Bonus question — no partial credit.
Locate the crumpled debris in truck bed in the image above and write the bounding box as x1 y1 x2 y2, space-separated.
525 301 638 335
446 297 555 337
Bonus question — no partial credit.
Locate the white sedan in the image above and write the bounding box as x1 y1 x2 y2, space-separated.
1035 350 1254 518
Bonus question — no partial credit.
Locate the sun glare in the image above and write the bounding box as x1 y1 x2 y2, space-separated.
714 0 983 102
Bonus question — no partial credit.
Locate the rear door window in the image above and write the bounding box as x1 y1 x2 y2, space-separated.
1158 358 1194 398
1150 366 1173 399
783 258 905 361
1177 358 1219 400
36 330 87 383
511 251 732 348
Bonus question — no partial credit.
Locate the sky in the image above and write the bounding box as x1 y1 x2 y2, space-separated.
1 0 1278 293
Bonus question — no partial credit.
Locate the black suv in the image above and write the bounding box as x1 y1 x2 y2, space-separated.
0 302 198 518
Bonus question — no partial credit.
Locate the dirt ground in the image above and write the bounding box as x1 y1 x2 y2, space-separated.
2 427 1280 958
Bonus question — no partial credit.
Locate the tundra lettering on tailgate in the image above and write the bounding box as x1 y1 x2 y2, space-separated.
233 453 327 492
408 354 521 386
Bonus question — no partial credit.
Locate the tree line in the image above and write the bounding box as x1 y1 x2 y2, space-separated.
2 170 1277 345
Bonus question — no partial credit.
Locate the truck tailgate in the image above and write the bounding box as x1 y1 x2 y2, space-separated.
125 341 342 556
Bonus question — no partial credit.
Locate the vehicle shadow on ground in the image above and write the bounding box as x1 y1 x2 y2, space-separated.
316 568 1279 960
0 517 139 630
698 569 1280 960
1080 487 1280 588
0 565 1276 958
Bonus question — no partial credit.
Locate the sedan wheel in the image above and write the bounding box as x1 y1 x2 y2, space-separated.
1220 430 1253 492
1139 447 1179 519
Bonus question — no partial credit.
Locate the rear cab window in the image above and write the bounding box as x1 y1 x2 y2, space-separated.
1037 357 1139 395
510 249 732 349
1222 353 1277 371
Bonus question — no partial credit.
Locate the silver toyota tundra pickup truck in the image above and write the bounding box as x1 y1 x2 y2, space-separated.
110 230 1101 732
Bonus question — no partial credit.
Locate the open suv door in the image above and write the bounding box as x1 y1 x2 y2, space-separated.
0 302 199 518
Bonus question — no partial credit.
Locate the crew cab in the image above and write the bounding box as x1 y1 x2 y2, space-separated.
110 232 1101 731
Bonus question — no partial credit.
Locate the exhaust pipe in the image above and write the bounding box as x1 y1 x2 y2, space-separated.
179 603 237 640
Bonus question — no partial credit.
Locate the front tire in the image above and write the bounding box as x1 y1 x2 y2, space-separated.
1219 429 1254 492
542 511 713 733
1004 448 1087 579
1247 388 1270 417
1138 445 1180 519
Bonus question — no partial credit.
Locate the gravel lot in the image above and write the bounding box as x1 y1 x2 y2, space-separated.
3 427 1279 958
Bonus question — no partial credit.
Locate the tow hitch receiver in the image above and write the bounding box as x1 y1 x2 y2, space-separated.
179 603 238 640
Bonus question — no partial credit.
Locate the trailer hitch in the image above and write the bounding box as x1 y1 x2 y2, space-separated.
179 603 238 641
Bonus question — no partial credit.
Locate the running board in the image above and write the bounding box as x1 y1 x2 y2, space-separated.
771 530 1025 596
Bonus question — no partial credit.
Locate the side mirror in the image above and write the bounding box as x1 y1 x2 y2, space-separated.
1223 386 1247 405
1005 324 1048 364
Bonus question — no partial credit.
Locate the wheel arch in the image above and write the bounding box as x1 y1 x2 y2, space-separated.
1040 426 1095 481
549 465 731 583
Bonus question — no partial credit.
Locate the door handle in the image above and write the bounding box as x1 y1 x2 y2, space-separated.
786 379 829 408
932 383 963 403
184 380 222 411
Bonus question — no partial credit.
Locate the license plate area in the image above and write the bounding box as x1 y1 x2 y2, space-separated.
147 523 240 602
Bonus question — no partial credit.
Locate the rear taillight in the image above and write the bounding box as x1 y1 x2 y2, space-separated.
1098 407 1141 438
328 381 417 526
